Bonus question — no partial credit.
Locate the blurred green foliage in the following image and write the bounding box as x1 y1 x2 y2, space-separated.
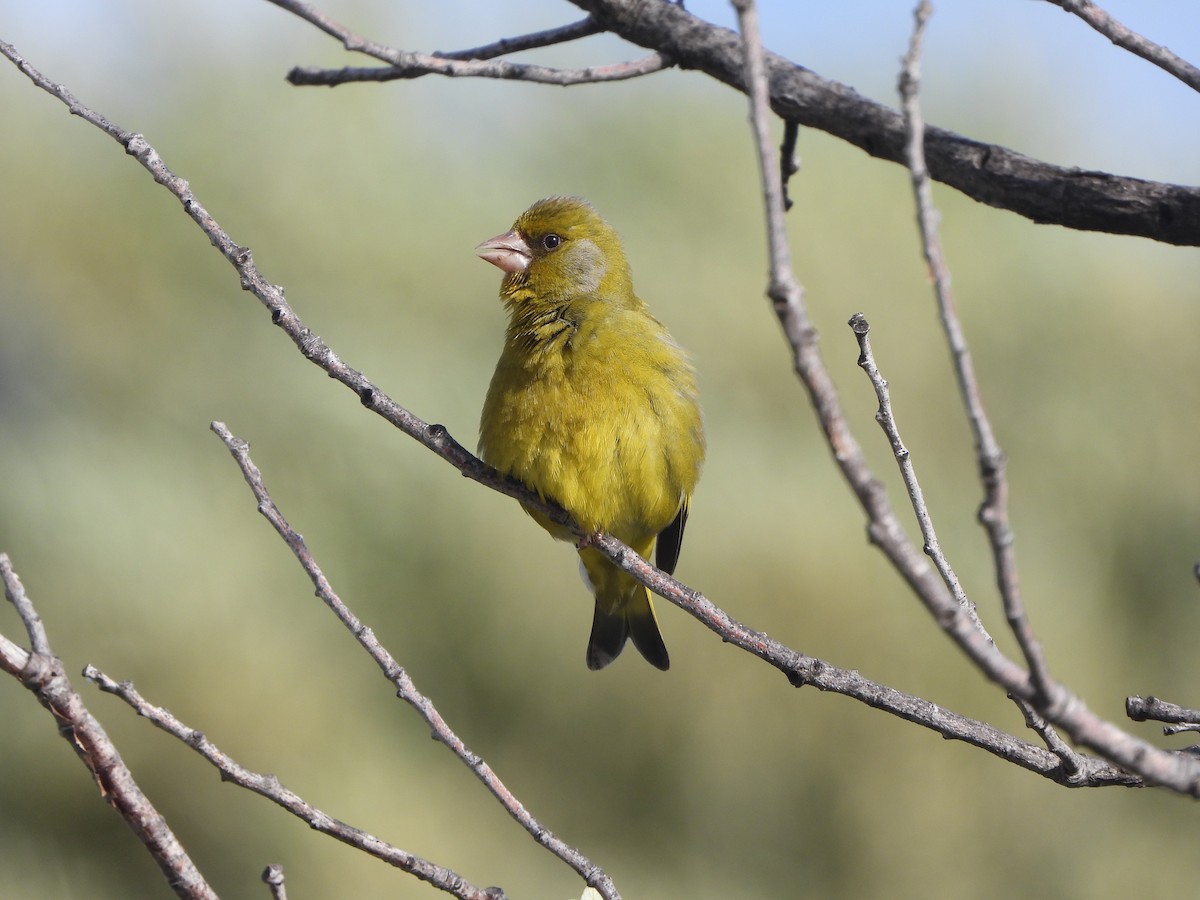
2 3 1200 899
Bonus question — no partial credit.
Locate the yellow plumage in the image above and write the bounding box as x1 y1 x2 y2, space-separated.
477 197 704 670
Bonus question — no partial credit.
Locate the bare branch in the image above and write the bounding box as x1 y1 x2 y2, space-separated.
1128 695 1200 729
263 0 667 87
263 0 411 64
208 423 618 900
850 297 1074 768
2 551 51 656
849 310 989 638
579 532 1135 788
0 555 218 900
1016 703 1087 781
898 4 1086 768
263 0 1200 241
286 53 670 87
1043 0 1200 93
842 312 1200 793
730 0 796 304
897 2 1050 696
83 666 505 900
570 0 1200 245
434 16 602 61
778 119 800 212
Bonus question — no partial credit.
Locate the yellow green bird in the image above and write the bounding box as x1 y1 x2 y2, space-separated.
476 196 705 670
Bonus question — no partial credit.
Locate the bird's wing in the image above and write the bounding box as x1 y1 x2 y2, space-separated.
655 498 689 576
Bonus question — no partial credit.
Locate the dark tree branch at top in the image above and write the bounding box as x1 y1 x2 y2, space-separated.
567 0 1200 245
263 0 1200 243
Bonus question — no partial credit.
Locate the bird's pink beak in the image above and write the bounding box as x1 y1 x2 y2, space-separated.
476 229 532 274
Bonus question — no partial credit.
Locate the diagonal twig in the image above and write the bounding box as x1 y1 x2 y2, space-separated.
849 311 989 638
898 1 1053 703
84 664 506 900
286 53 670 87
434 16 602 61
849 311 1084 779
1042 0 1200 93
265 0 668 87
0 555 219 900
209 423 618 900
778 119 800 212
899 1 1082 775
1127 695 1200 733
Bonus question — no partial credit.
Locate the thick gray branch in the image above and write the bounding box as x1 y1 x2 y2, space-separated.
571 0 1200 246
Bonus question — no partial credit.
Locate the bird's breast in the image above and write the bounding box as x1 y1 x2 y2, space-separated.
479 328 701 543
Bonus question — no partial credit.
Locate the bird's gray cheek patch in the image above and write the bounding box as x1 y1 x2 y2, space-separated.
564 239 606 294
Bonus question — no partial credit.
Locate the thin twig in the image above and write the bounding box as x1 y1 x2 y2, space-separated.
264 0 667 87
1014 695 1085 782
435 16 602 61
263 0 422 66
1127 695 1200 728
900 1 1076 769
729 0 797 304
730 0 1023 727
209 423 617 900
848 312 988 638
0 555 218 900
1127 696 1200 738
735 0 1122 784
287 53 670 87
851 308 1085 773
778 120 800 211
84 666 505 900
579 531 1134 788
2 552 51 656
898 1 1054 701
1043 0 1200 93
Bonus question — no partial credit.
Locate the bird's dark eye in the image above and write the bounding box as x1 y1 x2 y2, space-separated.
541 234 562 250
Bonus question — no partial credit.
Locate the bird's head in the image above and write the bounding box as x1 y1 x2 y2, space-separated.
476 196 634 305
